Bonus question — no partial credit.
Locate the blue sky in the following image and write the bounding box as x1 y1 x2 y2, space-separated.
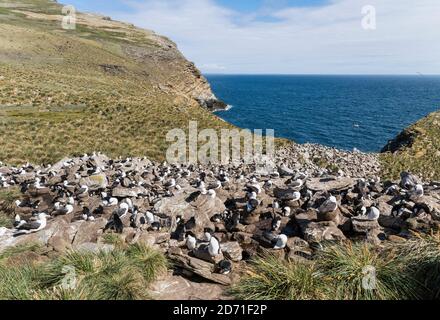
63 0 440 74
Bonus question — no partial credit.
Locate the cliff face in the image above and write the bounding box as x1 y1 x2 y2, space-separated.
0 0 231 164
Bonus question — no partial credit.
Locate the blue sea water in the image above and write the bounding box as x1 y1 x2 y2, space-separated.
205 75 440 152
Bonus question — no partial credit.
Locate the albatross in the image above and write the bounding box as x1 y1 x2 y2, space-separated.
14 213 48 235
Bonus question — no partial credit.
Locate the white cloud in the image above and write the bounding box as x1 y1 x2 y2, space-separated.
111 0 440 74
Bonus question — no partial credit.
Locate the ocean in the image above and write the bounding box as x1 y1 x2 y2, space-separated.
206 75 440 152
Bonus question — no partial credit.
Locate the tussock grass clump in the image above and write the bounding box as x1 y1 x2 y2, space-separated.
232 242 426 301
0 187 21 227
230 253 324 300
0 243 168 300
101 233 125 248
317 242 421 300
392 231 440 299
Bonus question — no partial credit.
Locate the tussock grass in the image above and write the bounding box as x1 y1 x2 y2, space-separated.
101 233 125 248
0 186 21 227
0 243 168 300
230 253 324 300
232 240 437 300
316 243 421 300
392 231 440 299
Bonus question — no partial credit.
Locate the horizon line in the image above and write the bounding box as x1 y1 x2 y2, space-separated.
203 73 440 76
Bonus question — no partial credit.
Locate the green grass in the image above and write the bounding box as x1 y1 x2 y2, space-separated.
381 111 440 180
101 233 125 247
316 242 421 300
392 231 440 299
0 243 168 300
0 0 237 165
230 253 324 300
0 187 21 227
231 240 439 300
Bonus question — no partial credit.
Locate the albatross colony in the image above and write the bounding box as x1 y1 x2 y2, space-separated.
1 149 440 286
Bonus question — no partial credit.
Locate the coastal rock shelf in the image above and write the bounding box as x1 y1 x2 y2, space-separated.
0 147 439 293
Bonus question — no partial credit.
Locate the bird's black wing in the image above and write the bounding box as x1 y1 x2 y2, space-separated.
17 221 41 230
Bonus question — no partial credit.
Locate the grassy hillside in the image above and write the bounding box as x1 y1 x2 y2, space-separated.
0 0 234 165
381 111 440 180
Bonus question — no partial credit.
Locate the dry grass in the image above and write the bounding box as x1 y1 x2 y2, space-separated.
0 0 236 165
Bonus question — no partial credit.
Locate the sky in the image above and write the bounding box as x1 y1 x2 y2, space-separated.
65 0 440 74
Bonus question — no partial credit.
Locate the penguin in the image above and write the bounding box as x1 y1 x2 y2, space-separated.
208 235 221 257
150 221 161 231
271 216 282 231
185 216 196 230
216 260 232 275
104 213 124 234
203 228 214 242
282 207 291 217
211 213 223 223
185 231 197 251
173 218 186 241
145 211 155 225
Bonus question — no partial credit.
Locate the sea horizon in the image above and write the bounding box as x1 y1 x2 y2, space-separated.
207 74 440 153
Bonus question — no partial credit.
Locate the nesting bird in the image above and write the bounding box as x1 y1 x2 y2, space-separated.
318 196 338 213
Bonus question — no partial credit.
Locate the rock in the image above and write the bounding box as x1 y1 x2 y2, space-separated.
278 164 294 177
76 242 114 253
154 192 223 234
306 177 356 192
220 242 243 262
351 217 380 234
286 237 312 260
317 208 341 225
150 274 229 300
416 196 440 220
388 235 407 243
193 245 224 264
302 221 346 243
168 252 232 286
232 232 254 245
405 217 432 233
14 218 69 249
365 229 384 245
295 210 318 227
71 218 107 248
137 231 156 247
378 216 405 230
307 177 355 192
375 195 394 216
